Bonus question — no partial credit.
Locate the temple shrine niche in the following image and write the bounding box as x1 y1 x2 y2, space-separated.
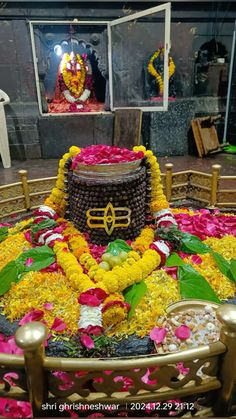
34 24 107 114
31 5 171 116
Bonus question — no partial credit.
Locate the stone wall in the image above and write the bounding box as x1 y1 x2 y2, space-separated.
0 1 236 160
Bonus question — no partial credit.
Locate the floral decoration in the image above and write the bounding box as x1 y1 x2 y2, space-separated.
147 48 175 96
61 53 86 97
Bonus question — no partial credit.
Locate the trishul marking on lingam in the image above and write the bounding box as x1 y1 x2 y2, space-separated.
86 202 131 235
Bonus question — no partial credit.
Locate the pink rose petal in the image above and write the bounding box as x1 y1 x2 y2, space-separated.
19 309 44 326
43 303 54 310
51 317 67 332
191 255 202 264
176 362 190 375
175 325 191 340
141 368 157 385
149 327 167 344
25 257 33 267
24 230 32 243
80 334 95 349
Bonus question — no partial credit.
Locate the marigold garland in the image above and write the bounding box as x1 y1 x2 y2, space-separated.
61 53 86 97
45 146 80 216
147 48 175 95
132 226 155 253
133 146 169 213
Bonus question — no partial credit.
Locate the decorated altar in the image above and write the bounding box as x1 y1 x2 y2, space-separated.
0 145 236 417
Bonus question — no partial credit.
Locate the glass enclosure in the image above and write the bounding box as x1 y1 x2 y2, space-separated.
109 4 171 111
29 3 171 115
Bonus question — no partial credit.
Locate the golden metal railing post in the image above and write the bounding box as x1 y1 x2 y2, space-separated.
215 304 236 416
15 322 48 417
165 163 173 201
18 169 31 210
209 164 221 207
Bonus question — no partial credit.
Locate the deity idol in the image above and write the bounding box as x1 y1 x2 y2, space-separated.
50 52 93 112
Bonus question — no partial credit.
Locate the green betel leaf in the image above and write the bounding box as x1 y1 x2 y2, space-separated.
17 245 55 271
230 260 236 282
181 233 210 254
106 239 132 256
211 251 235 282
0 261 21 295
166 253 185 267
123 281 147 319
0 227 8 243
30 219 58 236
178 264 220 303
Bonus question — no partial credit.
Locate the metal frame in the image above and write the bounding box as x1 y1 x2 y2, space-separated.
223 20 236 143
29 5 171 116
108 2 171 112
29 20 110 117
0 304 235 417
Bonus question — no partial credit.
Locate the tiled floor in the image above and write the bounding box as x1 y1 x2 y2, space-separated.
0 153 235 186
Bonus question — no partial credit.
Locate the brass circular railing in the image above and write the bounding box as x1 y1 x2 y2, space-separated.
0 164 235 220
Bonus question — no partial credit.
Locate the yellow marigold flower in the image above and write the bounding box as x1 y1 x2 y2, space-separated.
0 232 31 271
67 266 83 277
125 257 136 266
55 180 64 190
69 146 80 156
107 270 179 338
128 251 141 261
103 274 119 293
79 253 91 264
104 293 124 304
103 306 127 328
133 145 146 153
1 271 80 335
62 152 71 162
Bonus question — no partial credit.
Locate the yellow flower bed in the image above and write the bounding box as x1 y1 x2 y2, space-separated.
2 271 80 334
0 232 30 271
186 235 236 300
107 270 180 338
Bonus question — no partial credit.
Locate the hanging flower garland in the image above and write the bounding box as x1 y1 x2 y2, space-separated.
45 146 81 215
147 48 175 96
133 145 176 229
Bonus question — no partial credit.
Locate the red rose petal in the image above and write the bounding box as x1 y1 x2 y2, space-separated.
175 325 191 340
51 317 67 332
19 309 44 326
80 334 95 349
191 255 202 264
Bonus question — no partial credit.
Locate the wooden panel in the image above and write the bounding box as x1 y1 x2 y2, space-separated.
191 116 221 157
196 118 220 154
113 109 142 149
191 119 204 157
